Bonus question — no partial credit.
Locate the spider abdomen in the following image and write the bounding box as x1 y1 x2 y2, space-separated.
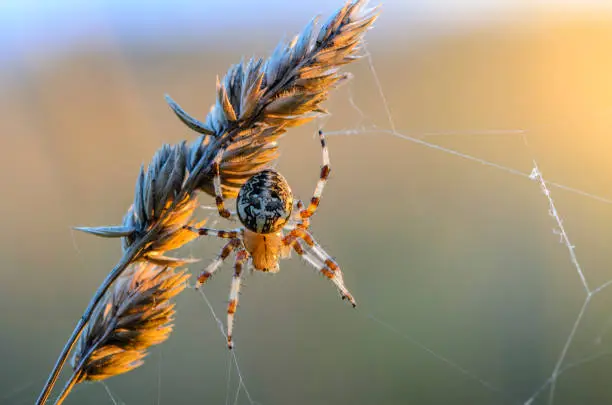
236 169 293 234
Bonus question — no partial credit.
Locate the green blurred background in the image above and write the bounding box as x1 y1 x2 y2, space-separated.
2 1 612 404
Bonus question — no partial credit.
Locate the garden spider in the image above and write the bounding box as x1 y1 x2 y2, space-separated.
187 130 356 349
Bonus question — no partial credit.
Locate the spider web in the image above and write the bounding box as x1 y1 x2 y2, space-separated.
342 47 612 405
351 45 611 404
194 35 612 405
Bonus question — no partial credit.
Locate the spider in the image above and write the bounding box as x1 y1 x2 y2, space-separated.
187 130 356 349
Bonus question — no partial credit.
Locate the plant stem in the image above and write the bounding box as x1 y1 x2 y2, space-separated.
36 243 145 405
53 370 82 405
53 314 119 405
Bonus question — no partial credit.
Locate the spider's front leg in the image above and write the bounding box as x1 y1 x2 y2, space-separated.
200 205 238 222
300 130 331 221
226 248 249 349
186 225 241 239
212 149 232 219
295 199 310 229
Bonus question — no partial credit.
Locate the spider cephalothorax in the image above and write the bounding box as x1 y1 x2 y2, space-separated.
188 131 355 349
237 170 293 234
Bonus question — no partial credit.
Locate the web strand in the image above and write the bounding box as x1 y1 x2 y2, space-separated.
197 289 257 405
335 44 612 206
157 350 163 405
100 382 122 405
546 297 591 405
523 163 592 405
366 313 517 404
530 163 590 294
225 351 233 405
325 127 612 205
364 50 397 134
523 348 612 405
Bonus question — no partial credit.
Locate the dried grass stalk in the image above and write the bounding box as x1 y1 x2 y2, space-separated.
53 263 189 404
38 144 204 405
37 1 379 403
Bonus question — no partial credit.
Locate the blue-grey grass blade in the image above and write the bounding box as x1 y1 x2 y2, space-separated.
74 226 135 238
165 94 216 136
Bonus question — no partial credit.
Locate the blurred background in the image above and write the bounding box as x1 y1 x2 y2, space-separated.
3 0 612 404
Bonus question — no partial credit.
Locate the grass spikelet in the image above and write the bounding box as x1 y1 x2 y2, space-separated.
52 263 188 404
166 0 379 197
76 143 206 266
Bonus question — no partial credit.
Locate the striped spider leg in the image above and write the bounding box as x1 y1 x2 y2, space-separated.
186 149 244 286
186 225 249 348
282 130 356 306
226 248 249 348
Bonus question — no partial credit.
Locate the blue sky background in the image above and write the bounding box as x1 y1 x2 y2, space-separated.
3 0 612 63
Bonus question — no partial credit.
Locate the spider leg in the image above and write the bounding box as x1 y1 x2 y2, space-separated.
292 229 342 282
282 228 330 266
291 237 356 307
226 248 249 349
295 199 310 229
185 225 241 239
283 199 309 233
196 238 241 287
200 205 238 222
212 149 232 219
282 200 304 231
300 130 330 220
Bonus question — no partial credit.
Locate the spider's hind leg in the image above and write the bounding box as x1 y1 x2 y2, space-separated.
200 205 238 222
300 130 331 221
